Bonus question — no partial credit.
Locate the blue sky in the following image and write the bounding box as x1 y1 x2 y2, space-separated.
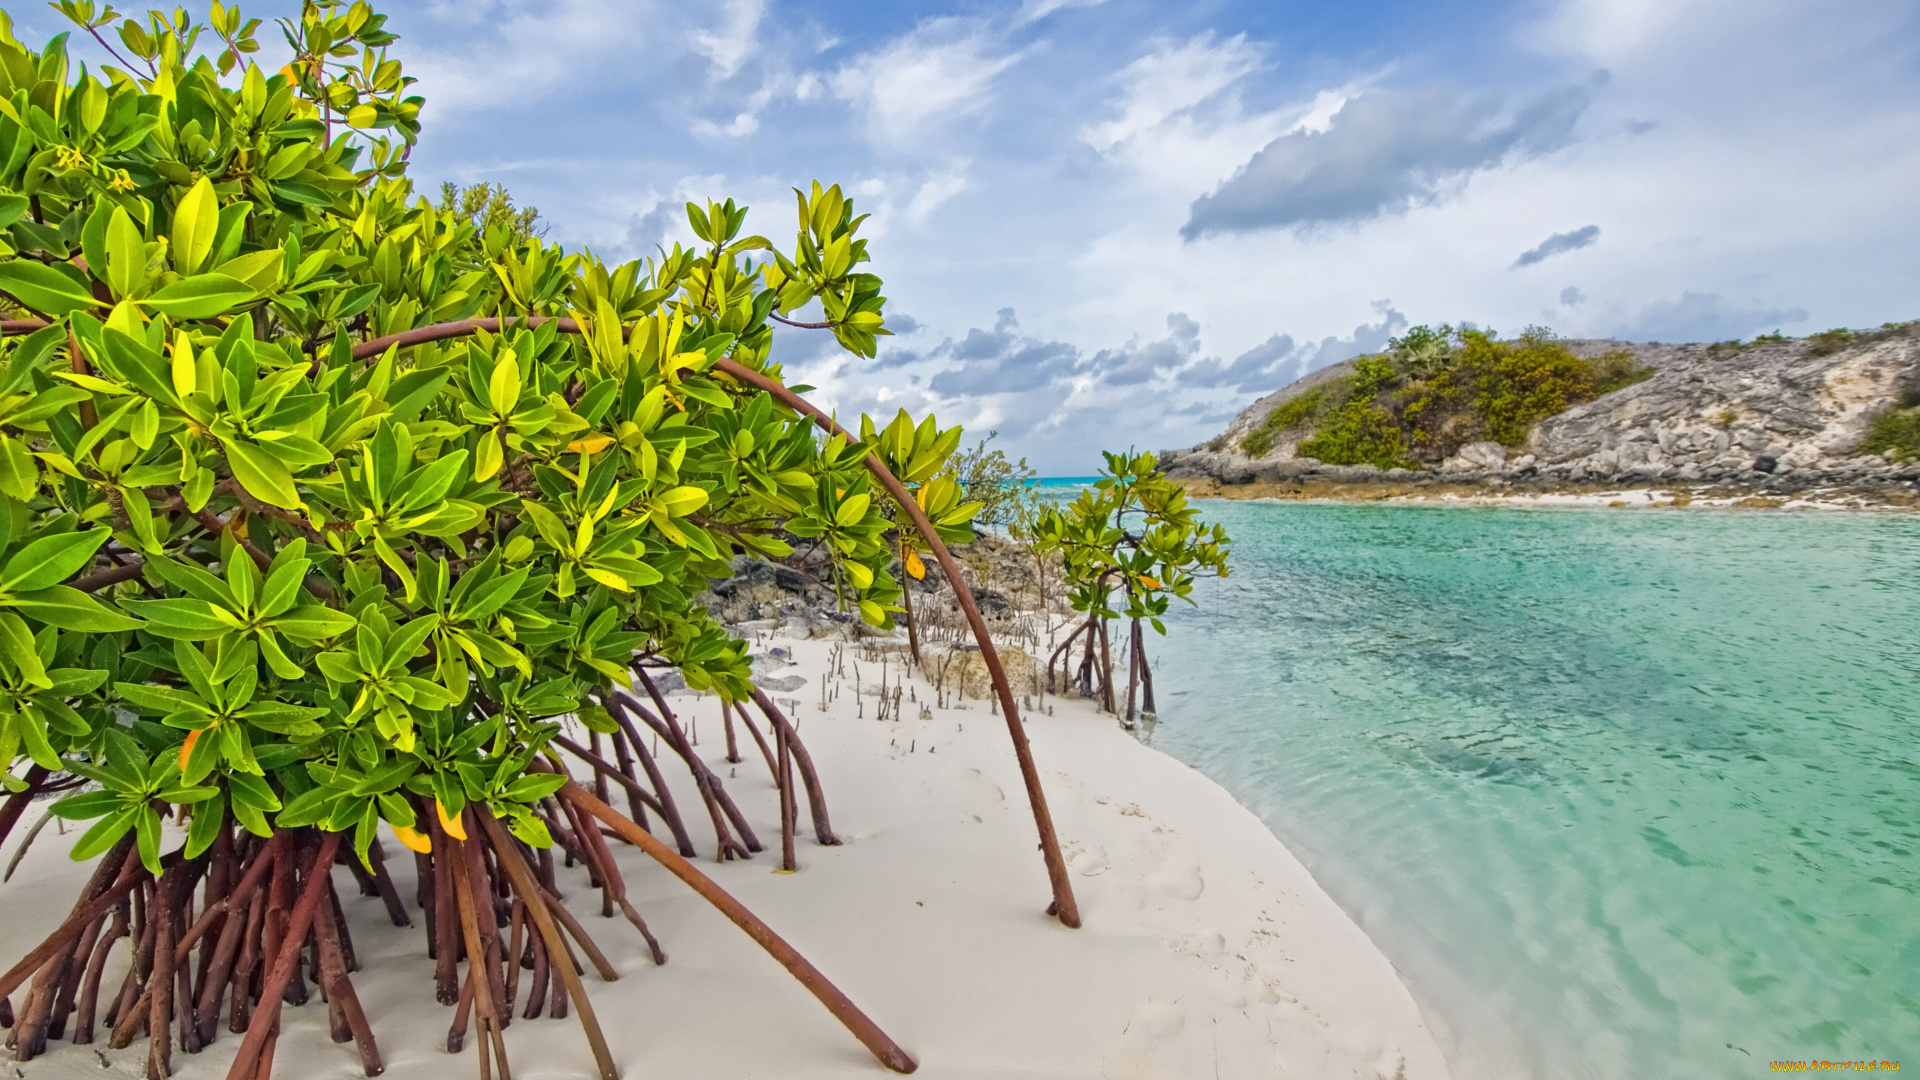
30 0 1920 473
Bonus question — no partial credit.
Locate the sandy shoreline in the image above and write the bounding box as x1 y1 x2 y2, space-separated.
1 627 1449 1080
1177 476 1920 512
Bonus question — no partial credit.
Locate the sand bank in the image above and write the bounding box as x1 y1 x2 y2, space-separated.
0 628 1449 1079
1178 475 1918 512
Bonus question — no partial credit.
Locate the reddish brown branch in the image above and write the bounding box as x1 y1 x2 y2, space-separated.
712 358 1079 926
555 781 917 1074
475 812 616 1080
223 831 341 1080
0 840 148 1004
749 690 839 847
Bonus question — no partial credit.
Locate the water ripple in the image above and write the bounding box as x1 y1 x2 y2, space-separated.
1144 503 1920 1078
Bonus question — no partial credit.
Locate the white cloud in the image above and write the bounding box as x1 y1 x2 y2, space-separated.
1080 34 1264 154
906 169 970 224
691 112 762 139
1527 0 1691 62
1015 0 1108 26
1183 79 1601 238
1079 36 1374 197
828 166 973 240
405 0 654 117
830 19 1023 145
691 0 765 79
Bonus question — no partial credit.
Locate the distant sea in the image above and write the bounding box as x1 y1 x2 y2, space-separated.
1099 497 1920 1078
1031 476 1101 492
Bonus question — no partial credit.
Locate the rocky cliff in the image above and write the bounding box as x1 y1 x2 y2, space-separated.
1161 326 1920 497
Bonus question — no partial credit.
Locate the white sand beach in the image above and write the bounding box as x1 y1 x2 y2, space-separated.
1 628 1450 1080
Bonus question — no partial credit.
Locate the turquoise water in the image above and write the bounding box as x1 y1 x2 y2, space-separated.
1140 501 1920 1078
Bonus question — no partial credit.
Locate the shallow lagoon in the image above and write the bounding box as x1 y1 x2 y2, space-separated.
1142 501 1920 1078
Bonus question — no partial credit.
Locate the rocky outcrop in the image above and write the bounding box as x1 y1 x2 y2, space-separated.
1163 327 1920 496
1206 357 1366 457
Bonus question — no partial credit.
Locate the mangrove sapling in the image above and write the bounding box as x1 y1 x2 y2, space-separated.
861 410 980 669
1029 451 1231 725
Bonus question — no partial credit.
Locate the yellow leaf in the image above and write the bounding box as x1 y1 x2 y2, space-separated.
178 728 200 771
171 175 218 275
584 567 630 592
1138 575 1161 590
473 430 504 482
392 824 431 854
657 485 708 517
487 351 521 415
50 371 131 395
568 434 613 455
169 334 196 398
436 799 467 841
904 547 926 580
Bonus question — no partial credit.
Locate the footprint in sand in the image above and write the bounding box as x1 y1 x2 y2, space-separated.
1145 860 1204 902
1166 929 1226 961
1373 1048 1408 1080
1065 840 1112 877
1100 1001 1186 1080
963 767 1007 803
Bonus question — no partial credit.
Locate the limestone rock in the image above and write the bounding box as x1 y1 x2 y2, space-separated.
1159 326 1920 493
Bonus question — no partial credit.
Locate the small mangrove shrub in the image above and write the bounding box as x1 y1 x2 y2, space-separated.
1029 451 1229 723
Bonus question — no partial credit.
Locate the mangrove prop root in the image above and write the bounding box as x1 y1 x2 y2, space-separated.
569 810 665 966
608 729 650 832
314 878 383 1075
447 962 475 1053
459 822 512 1032
449 834 510 1080
2 808 53 883
363 842 412 928
556 794 614 919
555 779 918 1074
899 538 923 667
429 806 461 1004
1 838 144 1007
224 831 341 1080
535 881 619 984
551 737 670 824
476 811 617 1080
611 708 696 858
750 690 840 846
714 357 1080 928
606 693 753 861
0 765 49 853
72 901 128 1045
734 705 780 786
590 733 613 814
503 900 525 1012
777 721 797 873
626 675 763 858
20 838 138 1058
721 701 742 765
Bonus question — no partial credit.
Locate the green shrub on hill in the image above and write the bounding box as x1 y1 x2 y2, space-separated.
1241 385 1334 457
1237 327 1655 468
1297 401 1410 468
1860 407 1920 461
1808 328 1862 356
